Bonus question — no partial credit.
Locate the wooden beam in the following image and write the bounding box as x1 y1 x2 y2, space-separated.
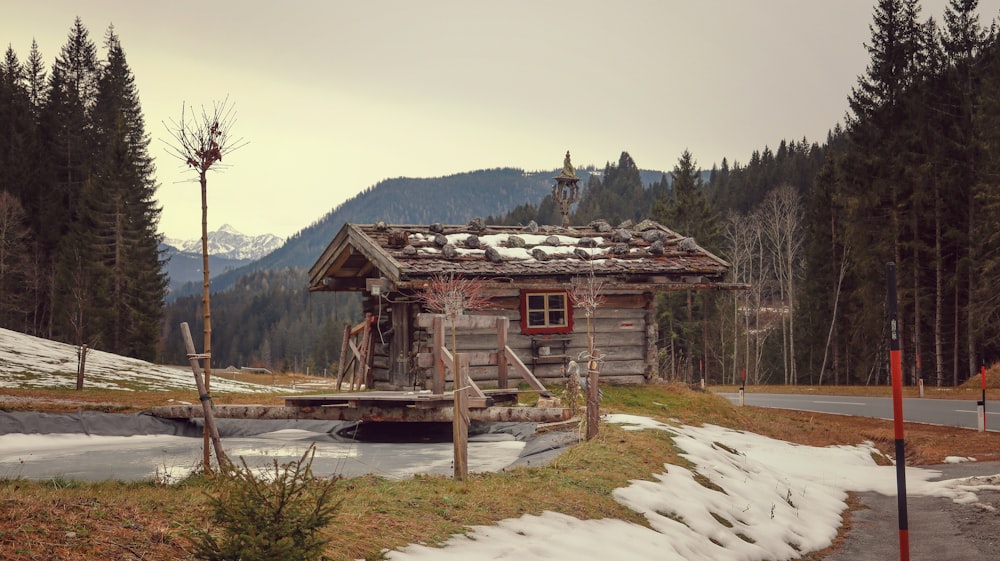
504 345 550 395
497 316 509 389
149 404 571 423
432 315 445 394
416 313 507 330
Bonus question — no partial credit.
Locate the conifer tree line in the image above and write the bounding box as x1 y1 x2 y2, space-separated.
495 0 1000 387
0 18 167 360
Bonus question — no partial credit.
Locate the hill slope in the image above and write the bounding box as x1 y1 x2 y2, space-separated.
0 328 270 393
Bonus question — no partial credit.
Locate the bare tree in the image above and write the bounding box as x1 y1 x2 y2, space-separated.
570 269 605 435
760 185 804 384
164 97 245 472
419 272 492 386
723 210 752 384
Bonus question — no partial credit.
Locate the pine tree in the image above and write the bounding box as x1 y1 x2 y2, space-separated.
651 150 721 384
89 26 167 359
942 0 990 381
653 150 719 250
42 19 102 341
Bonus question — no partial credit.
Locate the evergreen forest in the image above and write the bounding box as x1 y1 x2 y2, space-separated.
0 18 166 361
6 2 1000 388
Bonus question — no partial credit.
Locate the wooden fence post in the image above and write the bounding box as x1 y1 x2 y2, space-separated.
453 353 470 480
76 344 87 390
586 350 600 441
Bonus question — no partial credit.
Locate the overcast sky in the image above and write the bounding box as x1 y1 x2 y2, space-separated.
5 1 1000 240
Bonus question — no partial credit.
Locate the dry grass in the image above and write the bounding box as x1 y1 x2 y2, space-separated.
1 383 997 560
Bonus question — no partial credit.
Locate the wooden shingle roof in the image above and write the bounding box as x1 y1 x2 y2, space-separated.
308 219 734 293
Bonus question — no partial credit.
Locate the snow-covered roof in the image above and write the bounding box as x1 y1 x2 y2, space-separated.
308 218 733 292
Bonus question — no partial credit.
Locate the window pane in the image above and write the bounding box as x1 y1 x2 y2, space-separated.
548 294 565 310
527 295 545 310
528 311 546 326
548 310 565 326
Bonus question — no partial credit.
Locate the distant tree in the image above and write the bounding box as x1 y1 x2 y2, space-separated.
759 185 804 384
653 150 720 250
652 150 721 383
574 152 644 225
943 0 990 382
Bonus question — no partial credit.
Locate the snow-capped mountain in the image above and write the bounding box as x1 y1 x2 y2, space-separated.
162 224 284 261
161 225 285 299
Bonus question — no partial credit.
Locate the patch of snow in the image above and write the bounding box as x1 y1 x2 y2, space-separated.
944 456 977 463
382 414 1000 561
0 328 271 393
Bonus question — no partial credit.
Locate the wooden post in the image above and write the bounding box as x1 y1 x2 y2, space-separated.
432 314 445 394
496 316 509 389
586 350 600 440
360 312 373 390
453 353 470 480
180 322 227 471
76 344 87 390
336 321 351 390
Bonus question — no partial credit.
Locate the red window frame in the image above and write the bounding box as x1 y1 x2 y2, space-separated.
519 290 574 335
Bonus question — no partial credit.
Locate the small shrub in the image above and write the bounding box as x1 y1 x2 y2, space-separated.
192 445 342 561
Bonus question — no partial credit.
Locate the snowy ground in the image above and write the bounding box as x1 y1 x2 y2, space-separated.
0 327 271 393
382 415 1000 561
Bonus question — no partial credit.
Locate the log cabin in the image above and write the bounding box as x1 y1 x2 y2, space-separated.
307 216 738 390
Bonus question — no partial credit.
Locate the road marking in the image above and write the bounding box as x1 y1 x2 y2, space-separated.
955 409 1000 415
812 400 865 406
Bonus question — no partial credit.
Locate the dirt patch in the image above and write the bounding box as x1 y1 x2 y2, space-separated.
739 406 1000 465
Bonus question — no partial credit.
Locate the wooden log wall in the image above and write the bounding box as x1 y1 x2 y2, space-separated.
407 292 657 389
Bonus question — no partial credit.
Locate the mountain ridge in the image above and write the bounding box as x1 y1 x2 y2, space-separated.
161 224 285 298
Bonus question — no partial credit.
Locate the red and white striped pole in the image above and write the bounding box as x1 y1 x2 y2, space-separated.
887 263 910 561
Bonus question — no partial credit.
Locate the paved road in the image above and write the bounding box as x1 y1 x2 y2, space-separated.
716 392 998 431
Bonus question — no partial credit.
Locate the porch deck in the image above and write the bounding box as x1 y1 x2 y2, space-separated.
149 390 571 424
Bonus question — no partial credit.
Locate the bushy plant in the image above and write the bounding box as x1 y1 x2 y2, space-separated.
193 445 341 561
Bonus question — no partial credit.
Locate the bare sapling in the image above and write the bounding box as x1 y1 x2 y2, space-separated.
570 271 605 439
163 97 246 473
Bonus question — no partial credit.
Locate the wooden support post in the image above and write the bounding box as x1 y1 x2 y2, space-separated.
497 316 509 389
453 353 470 480
586 350 600 441
180 322 227 470
76 344 87 390
433 315 445 394
336 321 351 390
360 312 373 390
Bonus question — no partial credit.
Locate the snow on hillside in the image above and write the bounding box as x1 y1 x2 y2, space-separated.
0 328 270 393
